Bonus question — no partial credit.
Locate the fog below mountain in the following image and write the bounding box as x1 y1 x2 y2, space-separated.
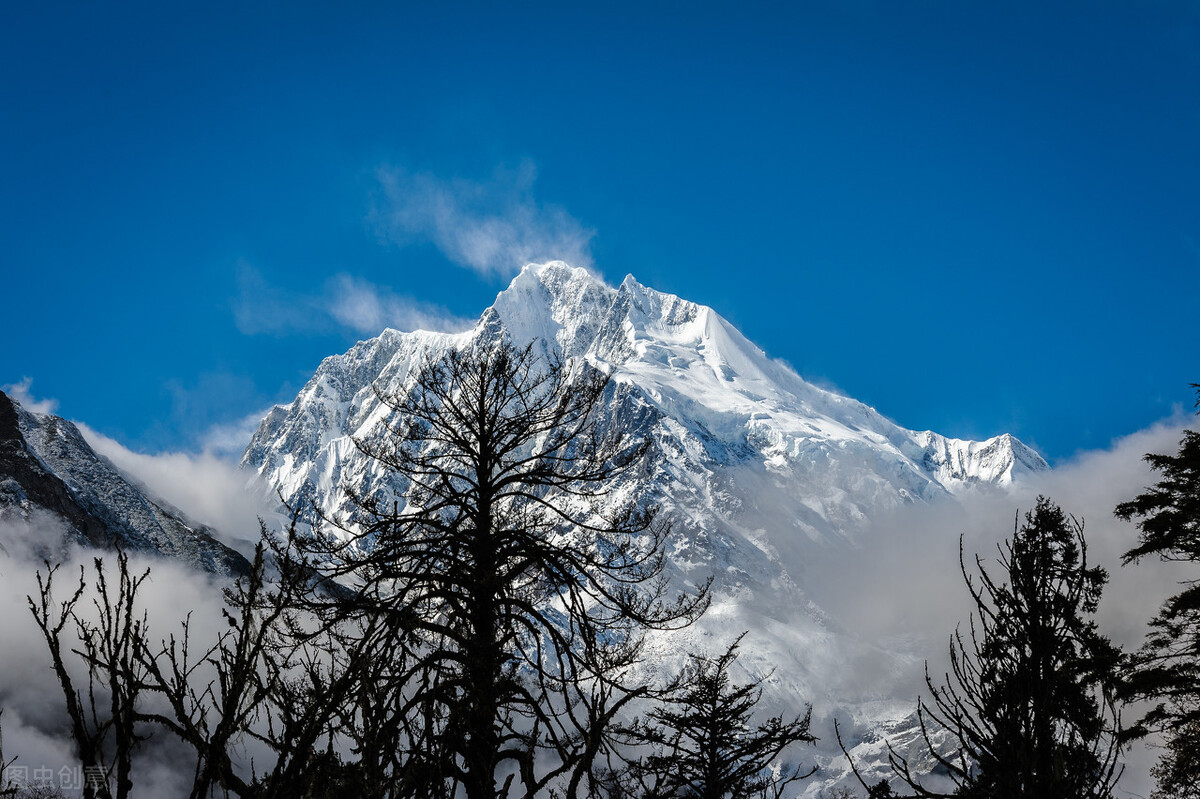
1 264 1191 796
0 411 1183 797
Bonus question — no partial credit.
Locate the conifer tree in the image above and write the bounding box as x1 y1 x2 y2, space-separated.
845 497 1124 798
600 634 815 799
1115 385 1200 798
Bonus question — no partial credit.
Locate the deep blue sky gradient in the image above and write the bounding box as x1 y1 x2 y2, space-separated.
3 2 1198 461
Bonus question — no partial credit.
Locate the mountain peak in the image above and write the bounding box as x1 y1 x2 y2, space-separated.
0 392 249 574
506 260 606 301
618 272 645 292
489 261 615 359
233 268 1053 796
240 268 1051 792
246 267 1048 540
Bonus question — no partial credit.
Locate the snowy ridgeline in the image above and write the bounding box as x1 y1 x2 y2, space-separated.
245 262 1045 537
0 389 248 576
238 262 1048 795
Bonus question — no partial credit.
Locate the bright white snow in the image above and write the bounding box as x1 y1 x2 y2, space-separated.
240 262 1051 795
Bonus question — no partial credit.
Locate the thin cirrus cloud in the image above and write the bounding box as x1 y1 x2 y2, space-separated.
371 162 596 278
233 264 473 337
235 162 592 337
326 274 472 335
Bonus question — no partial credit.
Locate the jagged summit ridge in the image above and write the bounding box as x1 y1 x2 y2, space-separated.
243 261 1047 553
240 262 1051 795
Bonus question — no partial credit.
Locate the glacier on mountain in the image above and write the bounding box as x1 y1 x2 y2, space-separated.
245 262 1045 544
241 262 1049 794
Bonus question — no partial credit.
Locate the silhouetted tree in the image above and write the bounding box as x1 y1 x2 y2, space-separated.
28 551 154 799
151 527 416 799
0 710 17 798
1145 714 1200 799
870 781 899 798
281 341 709 799
1116 384 1200 798
136 540 316 799
843 497 1124 798
27 535 371 799
599 634 815 799
23 342 709 798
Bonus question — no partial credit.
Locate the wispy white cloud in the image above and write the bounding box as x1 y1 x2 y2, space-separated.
372 162 595 277
156 370 269 454
233 263 471 337
79 423 278 550
195 408 271 460
2 377 58 415
326 274 472 335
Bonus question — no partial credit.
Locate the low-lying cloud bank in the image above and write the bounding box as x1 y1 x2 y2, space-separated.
803 412 1197 798
0 518 240 799
0 403 1194 797
838 414 1195 653
78 424 278 554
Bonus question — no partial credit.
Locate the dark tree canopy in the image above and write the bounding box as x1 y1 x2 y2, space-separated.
283 341 709 799
599 635 815 799
1115 385 1200 798
849 497 1124 799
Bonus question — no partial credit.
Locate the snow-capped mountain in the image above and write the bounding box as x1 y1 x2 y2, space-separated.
241 262 1048 793
245 262 1044 554
0 390 249 576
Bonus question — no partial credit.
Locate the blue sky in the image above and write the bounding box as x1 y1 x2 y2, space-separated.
3 1 1198 463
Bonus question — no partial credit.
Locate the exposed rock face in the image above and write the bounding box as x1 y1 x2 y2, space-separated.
0 390 249 576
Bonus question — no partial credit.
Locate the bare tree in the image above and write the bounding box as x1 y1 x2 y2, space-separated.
132 540 295 799
140 529 402 799
27 551 153 799
24 342 709 798
280 341 709 799
0 710 18 798
27 521 450 799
